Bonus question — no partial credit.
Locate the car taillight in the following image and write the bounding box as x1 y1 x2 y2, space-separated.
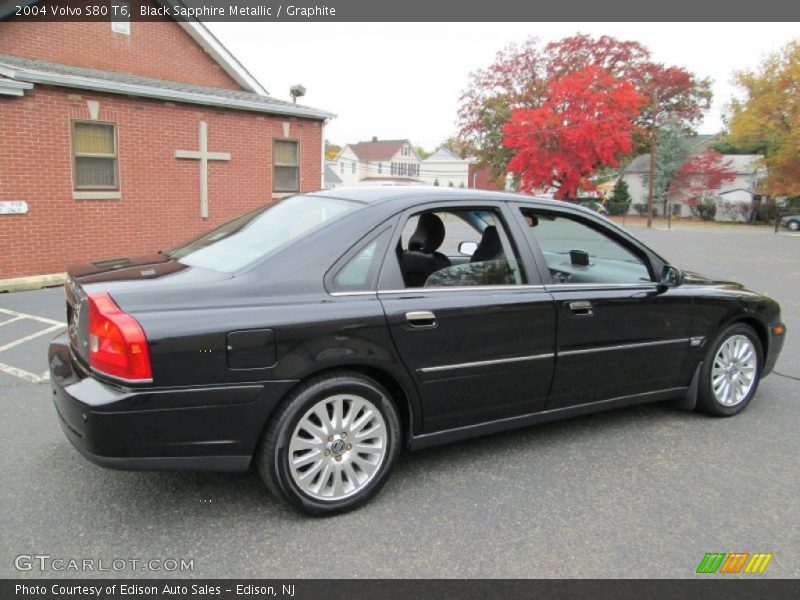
87 292 152 382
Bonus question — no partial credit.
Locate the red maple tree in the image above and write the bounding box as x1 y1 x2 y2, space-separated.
501 66 645 198
668 149 737 207
457 35 712 177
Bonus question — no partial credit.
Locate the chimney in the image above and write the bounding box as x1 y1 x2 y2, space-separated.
372 136 378 142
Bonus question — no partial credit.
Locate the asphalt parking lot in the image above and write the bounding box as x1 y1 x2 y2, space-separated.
0 224 798 579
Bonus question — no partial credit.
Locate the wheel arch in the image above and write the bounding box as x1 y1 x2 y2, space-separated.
730 316 769 359
264 364 418 450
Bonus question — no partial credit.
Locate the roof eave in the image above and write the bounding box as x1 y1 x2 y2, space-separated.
159 0 268 95
0 77 33 96
4 67 335 120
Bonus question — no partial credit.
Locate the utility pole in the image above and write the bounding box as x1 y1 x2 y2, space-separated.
647 89 658 229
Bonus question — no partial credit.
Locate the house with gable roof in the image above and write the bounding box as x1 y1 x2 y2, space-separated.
332 138 423 186
618 133 766 221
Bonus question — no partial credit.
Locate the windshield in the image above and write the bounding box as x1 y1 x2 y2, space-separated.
166 196 358 273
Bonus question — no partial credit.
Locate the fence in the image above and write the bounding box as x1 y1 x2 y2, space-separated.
599 202 792 230
599 202 677 229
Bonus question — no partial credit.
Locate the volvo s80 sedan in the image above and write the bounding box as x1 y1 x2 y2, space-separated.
49 187 786 515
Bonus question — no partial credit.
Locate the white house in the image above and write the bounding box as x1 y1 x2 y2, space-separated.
332 138 423 186
620 134 721 215
618 128 766 221
324 162 342 189
696 155 766 221
420 147 475 188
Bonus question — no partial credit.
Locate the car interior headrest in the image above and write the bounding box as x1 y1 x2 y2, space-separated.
408 213 446 253
471 225 503 262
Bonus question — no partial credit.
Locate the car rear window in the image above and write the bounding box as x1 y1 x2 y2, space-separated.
166 196 357 273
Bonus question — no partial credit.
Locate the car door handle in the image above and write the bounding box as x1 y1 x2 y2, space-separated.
405 310 436 327
567 301 593 316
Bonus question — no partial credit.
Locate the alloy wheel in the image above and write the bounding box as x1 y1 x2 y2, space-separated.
288 394 387 501
711 334 757 406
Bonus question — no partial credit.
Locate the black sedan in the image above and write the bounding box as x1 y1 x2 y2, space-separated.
49 187 786 515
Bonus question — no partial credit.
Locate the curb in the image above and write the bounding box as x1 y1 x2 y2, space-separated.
0 272 67 293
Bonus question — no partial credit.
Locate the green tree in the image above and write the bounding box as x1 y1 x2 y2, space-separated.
608 178 632 215
415 146 432 159
440 136 472 159
645 117 689 213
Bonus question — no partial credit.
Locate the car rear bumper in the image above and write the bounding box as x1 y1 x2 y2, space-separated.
48 333 296 472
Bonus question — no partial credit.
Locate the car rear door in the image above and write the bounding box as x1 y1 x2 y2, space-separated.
378 201 556 434
513 205 695 410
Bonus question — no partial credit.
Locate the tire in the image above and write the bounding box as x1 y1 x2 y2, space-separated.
787 220 800 231
257 371 401 515
697 323 763 417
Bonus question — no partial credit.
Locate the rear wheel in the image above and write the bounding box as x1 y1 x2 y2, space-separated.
257 372 401 515
697 323 762 417
787 219 800 231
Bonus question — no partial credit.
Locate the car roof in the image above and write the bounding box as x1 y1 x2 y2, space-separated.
306 185 578 211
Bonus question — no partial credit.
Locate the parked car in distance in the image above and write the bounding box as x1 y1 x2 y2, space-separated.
49 187 786 515
780 213 800 231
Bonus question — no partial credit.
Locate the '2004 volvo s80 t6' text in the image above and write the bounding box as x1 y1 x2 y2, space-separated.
49 187 786 514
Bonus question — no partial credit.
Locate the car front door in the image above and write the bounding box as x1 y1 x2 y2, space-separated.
378 202 556 434
514 205 695 410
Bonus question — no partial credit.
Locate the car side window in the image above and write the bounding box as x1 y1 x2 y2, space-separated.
520 208 652 285
333 240 378 290
329 227 392 292
393 208 526 288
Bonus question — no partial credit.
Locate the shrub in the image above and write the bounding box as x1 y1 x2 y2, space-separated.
783 196 800 209
756 203 777 223
608 179 632 215
696 198 718 221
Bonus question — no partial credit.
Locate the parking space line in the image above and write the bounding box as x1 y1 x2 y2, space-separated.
0 315 27 327
0 307 64 327
0 323 64 353
0 361 49 384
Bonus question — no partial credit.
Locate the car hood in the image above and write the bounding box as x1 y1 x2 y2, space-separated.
682 270 744 289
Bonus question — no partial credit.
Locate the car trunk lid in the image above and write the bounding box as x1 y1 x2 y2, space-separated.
64 253 230 369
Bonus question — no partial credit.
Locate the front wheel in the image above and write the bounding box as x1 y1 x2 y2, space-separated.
257 372 401 515
787 220 800 231
697 323 762 417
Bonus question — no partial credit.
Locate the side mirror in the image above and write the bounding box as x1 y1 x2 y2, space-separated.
458 241 478 256
660 265 684 288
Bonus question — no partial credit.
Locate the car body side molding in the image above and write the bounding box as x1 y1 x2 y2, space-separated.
558 338 690 357
418 353 555 374
408 386 687 450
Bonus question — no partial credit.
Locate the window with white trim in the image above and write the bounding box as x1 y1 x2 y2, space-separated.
72 121 119 190
273 140 299 193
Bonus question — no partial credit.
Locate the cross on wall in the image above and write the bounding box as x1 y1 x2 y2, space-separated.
175 121 231 219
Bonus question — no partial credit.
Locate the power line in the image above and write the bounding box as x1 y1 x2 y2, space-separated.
330 113 645 175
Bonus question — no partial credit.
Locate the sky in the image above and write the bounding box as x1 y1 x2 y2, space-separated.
208 22 798 150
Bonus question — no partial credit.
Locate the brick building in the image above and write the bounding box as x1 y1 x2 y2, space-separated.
0 3 333 280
